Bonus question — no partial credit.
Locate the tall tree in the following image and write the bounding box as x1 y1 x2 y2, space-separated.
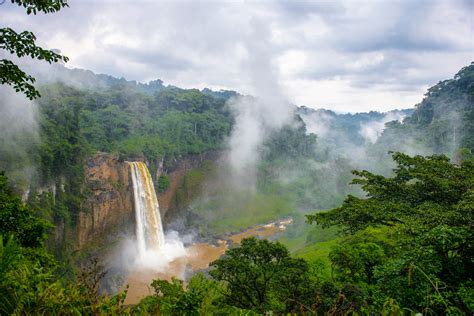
209 237 313 313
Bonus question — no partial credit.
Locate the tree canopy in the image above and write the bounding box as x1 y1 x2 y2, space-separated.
209 237 315 314
307 152 474 313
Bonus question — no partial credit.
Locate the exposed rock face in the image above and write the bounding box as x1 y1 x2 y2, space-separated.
77 153 134 248
76 151 219 249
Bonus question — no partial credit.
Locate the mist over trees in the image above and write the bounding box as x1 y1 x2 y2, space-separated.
137 153 473 314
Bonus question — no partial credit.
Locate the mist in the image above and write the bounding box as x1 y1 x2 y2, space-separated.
359 111 406 144
132 231 187 272
225 20 294 188
0 85 39 191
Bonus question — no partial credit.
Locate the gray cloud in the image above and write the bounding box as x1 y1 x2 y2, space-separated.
274 1 345 19
1 0 472 112
108 45 193 71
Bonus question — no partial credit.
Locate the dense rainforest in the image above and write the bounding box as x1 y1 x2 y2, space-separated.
1 79 234 228
0 61 473 314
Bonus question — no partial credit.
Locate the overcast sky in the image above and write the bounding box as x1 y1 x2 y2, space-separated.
2 0 473 112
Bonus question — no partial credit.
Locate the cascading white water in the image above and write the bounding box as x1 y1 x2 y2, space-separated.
127 161 165 255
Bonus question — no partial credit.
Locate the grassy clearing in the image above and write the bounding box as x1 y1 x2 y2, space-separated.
293 239 337 278
194 191 294 235
278 215 340 277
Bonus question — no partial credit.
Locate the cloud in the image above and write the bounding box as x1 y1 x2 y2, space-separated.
300 109 334 138
359 111 406 144
226 19 293 189
0 85 39 187
1 0 472 112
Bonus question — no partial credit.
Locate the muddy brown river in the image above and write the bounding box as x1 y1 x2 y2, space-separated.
124 218 292 304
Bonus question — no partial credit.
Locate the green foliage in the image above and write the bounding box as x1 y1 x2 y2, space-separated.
157 174 170 193
309 152 473 233
134 273 223 315
453 147 474 164
0 178 129 315
35 88 87 225
0 1 68 99
329 234 385 285
132 237 372 314
0 172 52 248
383 62 474 152
263 115 317 161
0 59 41 99
307 152 474 313
209 237 315 314
11 0 69 15
38 83 232 161
151 278 204 315
0 236 128 315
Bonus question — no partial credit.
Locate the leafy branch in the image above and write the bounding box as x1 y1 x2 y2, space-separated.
0 1 69 99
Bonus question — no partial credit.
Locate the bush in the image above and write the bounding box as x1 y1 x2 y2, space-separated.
158 174 170 192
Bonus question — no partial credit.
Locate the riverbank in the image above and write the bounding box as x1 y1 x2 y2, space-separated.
124 218 293 304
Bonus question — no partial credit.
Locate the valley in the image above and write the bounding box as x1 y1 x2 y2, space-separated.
1 0 473 313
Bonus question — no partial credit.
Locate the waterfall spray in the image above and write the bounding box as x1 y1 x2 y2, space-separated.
128 161 165 255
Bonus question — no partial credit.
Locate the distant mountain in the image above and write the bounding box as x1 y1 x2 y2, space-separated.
20 62 238 99
297 107 413 145
297 62 474 160
16 59 474 157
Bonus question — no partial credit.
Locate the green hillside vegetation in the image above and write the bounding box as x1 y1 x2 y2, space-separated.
0 171 130 314
282 64 474 300
182 116 359 238
0 61 473 314
2 152 472 314
136 152 473 315
377 62 474 154
0 81 234 234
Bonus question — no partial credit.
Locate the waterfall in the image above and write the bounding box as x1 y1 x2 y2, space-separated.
127 161 165 255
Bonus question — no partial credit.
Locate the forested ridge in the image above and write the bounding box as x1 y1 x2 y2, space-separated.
1 79 237 231
378 63 474 154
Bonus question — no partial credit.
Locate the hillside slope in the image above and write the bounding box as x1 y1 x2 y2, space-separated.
379 62 474 153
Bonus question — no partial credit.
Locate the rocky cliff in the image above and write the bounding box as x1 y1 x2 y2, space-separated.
76 151 219 249
77 153 134 248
